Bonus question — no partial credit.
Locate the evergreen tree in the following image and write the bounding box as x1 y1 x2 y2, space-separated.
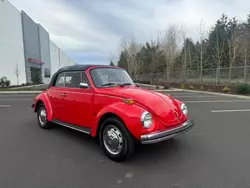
117 51 128 70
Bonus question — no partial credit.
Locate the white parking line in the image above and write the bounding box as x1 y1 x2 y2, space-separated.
156 89 183 92
0 105 11 108
0 98 31 101
163 92 195 95
185 100 250 103
211 109 250 113
174 95 218 98
0 95 36 97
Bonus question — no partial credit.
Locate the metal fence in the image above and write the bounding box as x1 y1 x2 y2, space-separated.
134 66 250 85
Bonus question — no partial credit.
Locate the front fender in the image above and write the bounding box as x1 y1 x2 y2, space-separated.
34 93 53 121
91 102 146 140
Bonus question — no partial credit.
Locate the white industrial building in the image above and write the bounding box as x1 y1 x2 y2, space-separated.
0 0 76 86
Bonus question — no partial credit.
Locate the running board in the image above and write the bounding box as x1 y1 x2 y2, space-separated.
52 120 91 134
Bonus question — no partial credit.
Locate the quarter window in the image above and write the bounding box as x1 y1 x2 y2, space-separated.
55 73 65 87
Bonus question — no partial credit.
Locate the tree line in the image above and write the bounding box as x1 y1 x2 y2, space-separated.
111 13 250 85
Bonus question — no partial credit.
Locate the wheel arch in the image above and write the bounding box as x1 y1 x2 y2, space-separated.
34 94 53 121
95 112 126 140
91 103 146 141
34 100 44 112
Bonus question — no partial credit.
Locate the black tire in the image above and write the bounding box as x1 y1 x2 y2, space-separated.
99 117 135 162
37 103 51 129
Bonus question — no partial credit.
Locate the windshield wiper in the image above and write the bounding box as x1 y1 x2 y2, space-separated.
119 83 132 87
101 82 132 87
101 82 118 87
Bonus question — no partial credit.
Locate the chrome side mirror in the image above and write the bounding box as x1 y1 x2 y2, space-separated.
79 83 89 88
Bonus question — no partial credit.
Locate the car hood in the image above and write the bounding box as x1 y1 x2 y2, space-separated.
99 87 184 126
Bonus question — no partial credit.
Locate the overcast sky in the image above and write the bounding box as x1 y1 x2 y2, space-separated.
9 0 250 65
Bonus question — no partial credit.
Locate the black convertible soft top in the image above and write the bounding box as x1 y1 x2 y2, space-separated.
47 64 121 88
48 65 94 88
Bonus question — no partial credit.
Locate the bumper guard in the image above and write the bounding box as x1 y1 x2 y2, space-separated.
141 119 195 144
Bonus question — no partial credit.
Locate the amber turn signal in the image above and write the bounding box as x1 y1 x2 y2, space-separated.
123 98 134 105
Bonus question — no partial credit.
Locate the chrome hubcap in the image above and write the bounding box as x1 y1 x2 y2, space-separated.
39 108 47 125
103 125 124 155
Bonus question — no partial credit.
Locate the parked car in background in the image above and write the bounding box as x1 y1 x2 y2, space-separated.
32 65 194 161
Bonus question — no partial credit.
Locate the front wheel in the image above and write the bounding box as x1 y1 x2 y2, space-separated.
37 103 51 129
99 117 135 162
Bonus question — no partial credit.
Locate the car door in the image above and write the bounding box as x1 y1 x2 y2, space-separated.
64 71 94 128
47 72 69 122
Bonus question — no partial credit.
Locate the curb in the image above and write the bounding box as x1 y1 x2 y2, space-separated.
169 88 250 99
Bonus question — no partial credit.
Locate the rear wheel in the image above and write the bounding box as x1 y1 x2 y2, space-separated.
37 103 51 129
99 117 135 162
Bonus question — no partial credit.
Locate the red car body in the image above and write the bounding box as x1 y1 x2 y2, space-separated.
32 65 194 161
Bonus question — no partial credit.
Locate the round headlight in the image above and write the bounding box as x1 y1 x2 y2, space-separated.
181 103 188 115
141 111 152 128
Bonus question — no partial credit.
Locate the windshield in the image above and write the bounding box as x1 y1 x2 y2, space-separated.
90 68 134 88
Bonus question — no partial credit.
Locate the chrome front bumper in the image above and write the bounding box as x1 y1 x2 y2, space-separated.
141 120 195 144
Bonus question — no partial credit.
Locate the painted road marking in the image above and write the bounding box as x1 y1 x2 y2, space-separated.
185 100 250 103
0 98 32 101
174 95 218 98
0 95 36 97
211 109 250 113
162 92 195 95
156 89 183 92
0 105 11 108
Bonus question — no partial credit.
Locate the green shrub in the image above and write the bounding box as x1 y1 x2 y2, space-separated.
180 83 185 89
156 85 159 89
0 76 11 88
237 83 250 94
222 87 230 93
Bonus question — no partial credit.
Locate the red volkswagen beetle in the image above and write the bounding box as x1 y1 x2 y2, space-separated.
32 65 194 161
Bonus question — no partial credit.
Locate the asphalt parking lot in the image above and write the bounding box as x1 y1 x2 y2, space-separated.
1 91 250 188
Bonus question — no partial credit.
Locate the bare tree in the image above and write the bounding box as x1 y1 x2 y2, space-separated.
14 64 21 85
228 28 241 83
212 26 225 85
120 36 142 79
120 37 132 74
242 28 249 82
161 25 179 80
180 24 187 82
197 19 207 84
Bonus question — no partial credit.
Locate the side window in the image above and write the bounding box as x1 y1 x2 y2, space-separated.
82 72 90 86
55 73 65 87
65 72 82 88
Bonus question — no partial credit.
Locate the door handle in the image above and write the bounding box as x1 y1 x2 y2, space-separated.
61 93 67 97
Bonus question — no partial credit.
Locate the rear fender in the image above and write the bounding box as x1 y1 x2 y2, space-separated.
34 93 53 121
91 102 145 140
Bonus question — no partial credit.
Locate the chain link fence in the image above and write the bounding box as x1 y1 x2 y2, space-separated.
134 66 250 85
